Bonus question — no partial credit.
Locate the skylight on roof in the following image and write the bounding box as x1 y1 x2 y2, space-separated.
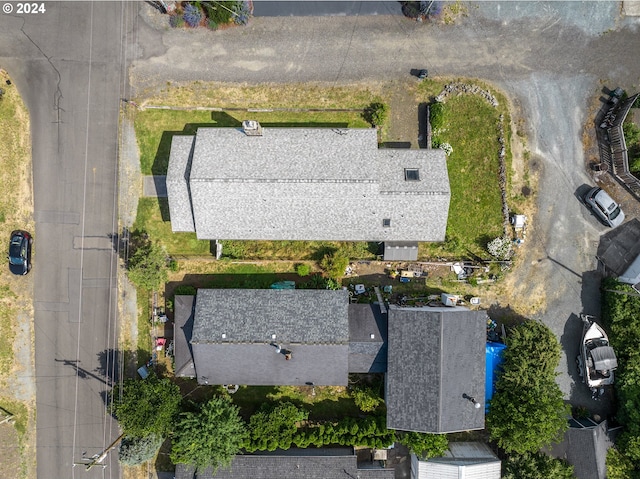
383 219 391 228
405 168 420 181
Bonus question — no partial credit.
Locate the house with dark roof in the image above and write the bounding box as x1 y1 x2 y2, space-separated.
596 218 640 289
174 289 487 435
166 126 450 242
187 288 351 386
549 418 621 479
410 441 501 479
385 305 486 434
173 295 196 378
348 303 388 373
174 448 395 479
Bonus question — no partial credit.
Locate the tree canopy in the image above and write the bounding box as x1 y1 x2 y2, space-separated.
486 320 569 454
118 434 164 466
602 279 640 477
113 375 181 437
170 396 247 472
502 452 574 479
126 231 169 291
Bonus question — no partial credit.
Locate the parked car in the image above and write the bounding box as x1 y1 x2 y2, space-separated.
584 187 625 227
8 230 32 275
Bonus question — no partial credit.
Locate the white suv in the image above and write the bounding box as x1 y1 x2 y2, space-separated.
584 187 625 227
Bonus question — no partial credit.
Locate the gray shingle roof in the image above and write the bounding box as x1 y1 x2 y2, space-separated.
190 289 350 386
550 420 618 479
383 241 419 261
175 451 395 479
173 295 196 377
166 135 196 232
596 218 640 276
192 289 349 344
348 304 387 373
385 306 486 433
166 127 450 241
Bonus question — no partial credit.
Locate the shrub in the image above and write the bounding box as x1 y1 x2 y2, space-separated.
429 102 445 130
487 236 513 260
168 259 179 272
397 431 448 459
351 386 383 412
502 452 574 479
296 263 311 277
169 14 185 28
362 102 389 127
118 434 163 465
320 251 350 280
207 19 218 30
174 285 197 296
183 3 203 27
203 0 235 24
440 142 453 156
233 0 251 25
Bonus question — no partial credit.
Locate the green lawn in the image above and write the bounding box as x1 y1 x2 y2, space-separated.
133 198 211 256
417 80 508 258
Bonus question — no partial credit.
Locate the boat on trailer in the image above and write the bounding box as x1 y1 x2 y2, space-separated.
577 314 618 399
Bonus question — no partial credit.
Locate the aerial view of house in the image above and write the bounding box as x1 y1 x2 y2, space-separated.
3 2 640 479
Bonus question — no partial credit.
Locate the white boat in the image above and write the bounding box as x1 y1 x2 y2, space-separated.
577 314 618 396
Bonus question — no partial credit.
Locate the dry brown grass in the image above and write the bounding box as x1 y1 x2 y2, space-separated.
140 81 387 109
0 68 36 479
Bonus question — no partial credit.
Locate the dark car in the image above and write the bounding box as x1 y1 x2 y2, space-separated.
8 230 32 275
584 187 625 228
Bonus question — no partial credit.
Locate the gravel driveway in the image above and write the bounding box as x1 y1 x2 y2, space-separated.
130 1 640 415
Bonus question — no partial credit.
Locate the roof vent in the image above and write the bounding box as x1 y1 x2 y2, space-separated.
370 333 375 339
242 120 263 136
221 333 227 339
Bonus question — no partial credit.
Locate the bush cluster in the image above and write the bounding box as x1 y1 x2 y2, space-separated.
602 279 640 477
291 415 395 449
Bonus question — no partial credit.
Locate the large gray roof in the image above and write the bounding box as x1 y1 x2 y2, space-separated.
166 127 450 241
348 304 387 373
190 289 350 386
385 306 486 433
175 450 395 479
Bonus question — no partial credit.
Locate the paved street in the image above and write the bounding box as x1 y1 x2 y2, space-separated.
132 1 640 415
0 2 136 478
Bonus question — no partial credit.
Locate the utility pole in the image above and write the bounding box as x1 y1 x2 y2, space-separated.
74 433 124 471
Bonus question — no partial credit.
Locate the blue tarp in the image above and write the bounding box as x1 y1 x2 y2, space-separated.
485 341 507 412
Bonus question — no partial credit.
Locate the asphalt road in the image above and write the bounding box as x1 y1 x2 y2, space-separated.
132 1 640 416
0 2 136 478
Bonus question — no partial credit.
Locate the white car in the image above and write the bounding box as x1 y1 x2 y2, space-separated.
584 187 625 227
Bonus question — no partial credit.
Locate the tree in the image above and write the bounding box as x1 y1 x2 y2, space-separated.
113 375 181 437
502 452 574 479
350 385 384 412
127 231 169 291
486 321 569 454
244 402 308 452
320 250 350 280
118 434 164 466
397 431 448 459
170 396 247 472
